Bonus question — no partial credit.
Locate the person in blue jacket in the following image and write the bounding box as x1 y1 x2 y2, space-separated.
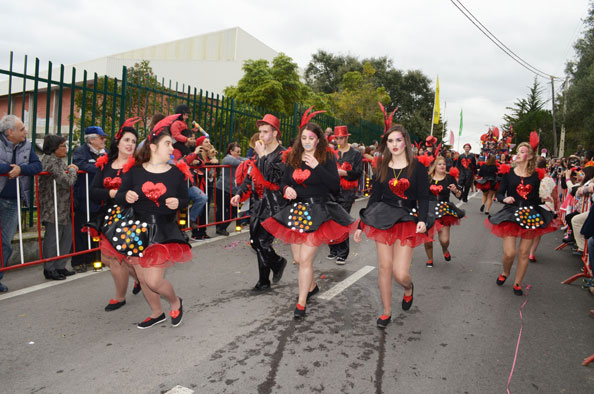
71 126 106 272
0 115 42 292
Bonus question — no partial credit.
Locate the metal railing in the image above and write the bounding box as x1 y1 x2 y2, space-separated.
0 51 389 161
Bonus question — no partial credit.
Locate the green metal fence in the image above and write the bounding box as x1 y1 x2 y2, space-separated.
0 52 388 159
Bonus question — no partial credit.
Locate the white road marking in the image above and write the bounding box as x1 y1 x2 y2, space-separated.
456 191 479 208
164 385 194 394
0 229 249 302
319 265 375 300
0 269 102 301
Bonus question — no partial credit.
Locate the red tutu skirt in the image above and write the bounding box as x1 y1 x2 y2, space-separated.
484 217 561 239
436 215 462 228
361 220 434 247
262 217 357 247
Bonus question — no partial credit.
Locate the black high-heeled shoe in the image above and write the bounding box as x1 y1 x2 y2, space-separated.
402 283 414 311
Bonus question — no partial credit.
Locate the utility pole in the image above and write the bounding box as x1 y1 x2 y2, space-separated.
550 76 558 157
559 78 569 158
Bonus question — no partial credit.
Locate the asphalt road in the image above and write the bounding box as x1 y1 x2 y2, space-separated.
1 194 593 394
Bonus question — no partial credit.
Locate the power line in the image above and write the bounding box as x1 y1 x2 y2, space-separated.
450 0 561 80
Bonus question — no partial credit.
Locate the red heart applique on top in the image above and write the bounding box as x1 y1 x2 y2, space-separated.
103 177 122 190
339 162 352 172
292 169 311 184
461 158 470 169
388 177 409 199
142 181 167 207
430 184 443 196
516 181 532 200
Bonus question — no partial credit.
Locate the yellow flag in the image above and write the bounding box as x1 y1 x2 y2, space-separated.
433 77 440 124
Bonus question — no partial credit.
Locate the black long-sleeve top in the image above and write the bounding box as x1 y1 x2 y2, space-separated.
429 174 460 202
366 160 430 222
89 161 124 205
236 145 286 198
281 152 340 200
115 165 189 216
456 153 477 174
478 164 498 181
496 169 542 206
337 147 363 189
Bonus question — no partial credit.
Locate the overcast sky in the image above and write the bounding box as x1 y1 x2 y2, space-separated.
1 0 590 151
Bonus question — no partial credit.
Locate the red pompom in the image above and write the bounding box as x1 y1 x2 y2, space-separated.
498 163 511 175
175 160 194 184
95 154 109 170
535 168 545 180
122 156 135 173
372 156 381 169
449 167 460 180
529 131 539 151
416 155 434 167
281 147 292 163
477 161 485 167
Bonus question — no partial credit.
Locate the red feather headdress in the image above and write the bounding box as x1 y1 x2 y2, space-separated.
378 102 398 135
529 131 539 151
300 107 326 129
115 116 142 140
149 114 179 142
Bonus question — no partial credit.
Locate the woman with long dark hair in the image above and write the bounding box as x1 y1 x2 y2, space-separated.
485 135 558 295
110 115 193 328
354 123 430 328
262 109 356 319
423 155 464 268
39 135 78 280
85 118 141 311
476 154 498 215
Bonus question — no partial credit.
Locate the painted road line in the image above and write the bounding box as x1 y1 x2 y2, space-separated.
164 385 194 394
0 269 102 301
0 230 249 302
319 265 375 301
456 191 479 208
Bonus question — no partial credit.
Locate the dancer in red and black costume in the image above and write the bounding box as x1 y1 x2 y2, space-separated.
326 125 363 265
476 154 498 216
109 115 193 328
231 114 288 292
456 143 477 202
85 118 142 311
423 156 465 268
262 108 357 319
485 134 559 295
354 117 431 329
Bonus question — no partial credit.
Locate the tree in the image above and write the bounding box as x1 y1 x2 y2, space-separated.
330 62 390 125
503 78 553 150
304 50 436 138
563 1 594 155
225 53 330 115
74 60 162 141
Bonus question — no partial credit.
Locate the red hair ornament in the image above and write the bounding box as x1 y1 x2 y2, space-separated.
115 116 142 141
378 102 398 135
300 107 326 129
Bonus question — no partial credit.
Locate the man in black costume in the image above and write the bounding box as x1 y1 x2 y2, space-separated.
231 114 287 291
456 143 477 202
327 126 363 264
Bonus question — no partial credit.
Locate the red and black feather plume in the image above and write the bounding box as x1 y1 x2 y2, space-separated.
115 116 142 140
378 102 398 134
300 107 326 129
529 131 539 151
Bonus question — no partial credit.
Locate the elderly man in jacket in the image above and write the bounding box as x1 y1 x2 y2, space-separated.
71 126 106 272
0 115 43 292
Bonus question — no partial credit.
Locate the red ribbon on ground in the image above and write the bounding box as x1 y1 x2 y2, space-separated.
506 284 532 394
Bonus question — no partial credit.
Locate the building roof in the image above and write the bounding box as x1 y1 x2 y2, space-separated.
1 27 279 96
